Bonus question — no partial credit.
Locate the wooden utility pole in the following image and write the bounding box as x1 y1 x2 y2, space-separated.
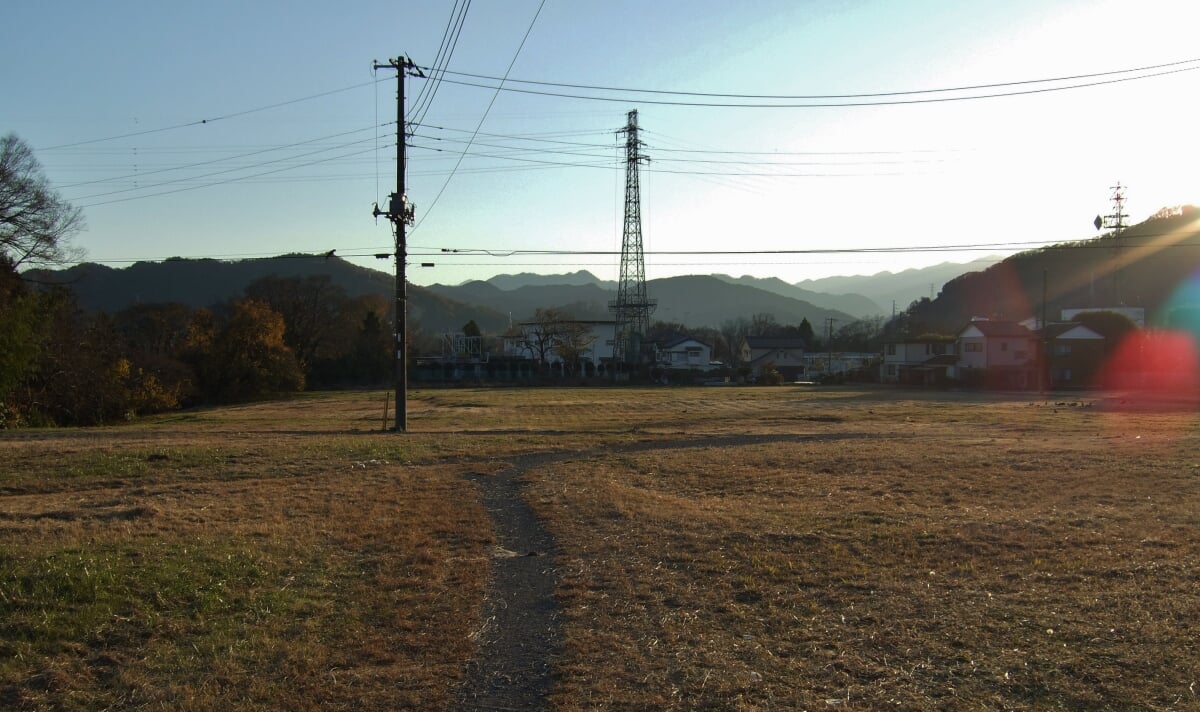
373 56 422 432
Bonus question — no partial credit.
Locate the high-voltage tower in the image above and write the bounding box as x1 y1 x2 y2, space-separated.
609 109 657 368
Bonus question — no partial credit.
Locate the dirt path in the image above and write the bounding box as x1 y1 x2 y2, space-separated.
451 434 821 710
455 454 564 711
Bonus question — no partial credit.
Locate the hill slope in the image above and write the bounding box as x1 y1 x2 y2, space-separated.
904 207 1200 333
26 255 509 335
429 274 856 328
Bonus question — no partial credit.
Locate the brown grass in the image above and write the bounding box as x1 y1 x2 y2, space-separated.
523 390 1200 710
3 387 1199 709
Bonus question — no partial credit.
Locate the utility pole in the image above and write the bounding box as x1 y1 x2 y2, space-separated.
825 317 836 379
1093 182 1128 305
373 56 423 432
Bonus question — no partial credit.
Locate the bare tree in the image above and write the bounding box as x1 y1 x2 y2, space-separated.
554 320 596 376
0 134 84 268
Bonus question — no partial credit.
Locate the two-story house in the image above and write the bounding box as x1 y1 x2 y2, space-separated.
657 337 713 371
739 336 807 381
1043 322 1106 388
957 319 1038 389
881 338 958 385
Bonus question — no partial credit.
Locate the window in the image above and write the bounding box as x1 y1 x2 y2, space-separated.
886 364 897 376
965 342 983 353
886 344 896 356
1055 343 1072 356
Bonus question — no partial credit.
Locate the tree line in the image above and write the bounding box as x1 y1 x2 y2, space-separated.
1 131 890 426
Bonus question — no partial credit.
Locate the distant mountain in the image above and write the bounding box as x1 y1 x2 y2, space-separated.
25 255 509 335
797 258 1003 314
429 274 856 328
711 274 884 317
647 275 855 327
427 280 613 323
486 270 614 291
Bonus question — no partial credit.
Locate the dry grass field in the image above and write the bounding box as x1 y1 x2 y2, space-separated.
2 386 1199 710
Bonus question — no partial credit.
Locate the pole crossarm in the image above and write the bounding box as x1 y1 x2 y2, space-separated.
371 54 422 432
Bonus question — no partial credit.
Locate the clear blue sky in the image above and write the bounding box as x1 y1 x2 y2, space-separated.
6 0 1199 286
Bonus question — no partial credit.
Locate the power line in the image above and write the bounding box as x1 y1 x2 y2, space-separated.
38 80 383 151
67 231 1200 269
410 0 473 129
426 56 1200 101
59 123 390 190
427 61 1200 108
411 0 547 234
76 144 383 208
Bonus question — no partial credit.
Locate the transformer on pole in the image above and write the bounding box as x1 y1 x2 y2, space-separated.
372 55 423 432
608 109 656 373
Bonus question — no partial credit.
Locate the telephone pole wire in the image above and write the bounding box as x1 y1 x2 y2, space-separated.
373 55 423 432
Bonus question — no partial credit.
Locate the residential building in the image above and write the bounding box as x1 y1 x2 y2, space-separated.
1043 322 1106 388
881 338 957 385
657 337 713 371
503 319 617 375
956 319 1038 389
739 336 807 380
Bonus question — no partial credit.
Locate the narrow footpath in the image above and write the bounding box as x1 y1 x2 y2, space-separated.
451 434 832 710
455 454 563 711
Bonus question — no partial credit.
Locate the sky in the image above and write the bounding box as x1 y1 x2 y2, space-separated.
5 0 1200 287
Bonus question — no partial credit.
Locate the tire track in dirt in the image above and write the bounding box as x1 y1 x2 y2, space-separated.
452 433 843 710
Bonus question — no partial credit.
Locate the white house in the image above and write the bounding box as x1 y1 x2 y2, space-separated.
881 338 957 384
657 337 713 370
957 319 1039 388
503 319 616 372
740 336 808 380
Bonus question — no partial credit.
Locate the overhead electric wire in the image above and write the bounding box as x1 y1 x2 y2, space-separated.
70 229 1197 268
410 0 473 129
411 0 547 234
424 59 1200 108
70 133 390 203
427 56 1200 101
59 123 391 190
38 79 383 152
77 144 384 208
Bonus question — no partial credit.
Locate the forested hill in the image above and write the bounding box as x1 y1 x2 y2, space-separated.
25 255 510 335
904 206 1200 334
32 255 861 333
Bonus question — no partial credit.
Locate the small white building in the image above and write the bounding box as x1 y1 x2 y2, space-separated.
740 336 808 380
881 338 957 384
503 319 616 371
657 337 713 370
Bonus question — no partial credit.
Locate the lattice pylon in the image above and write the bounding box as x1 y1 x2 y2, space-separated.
609 109 657 367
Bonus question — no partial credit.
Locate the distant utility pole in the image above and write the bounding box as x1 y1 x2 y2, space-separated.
825 317 836 377
1093 182 1128 305
372 55 424 432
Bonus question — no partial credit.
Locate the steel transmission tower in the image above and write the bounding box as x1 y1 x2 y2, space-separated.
609 109 657 371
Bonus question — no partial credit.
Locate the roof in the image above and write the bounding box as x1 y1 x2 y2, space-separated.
958 320 1034 338
1042 323 1105 341
661 336 712 349
743 336 808 350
